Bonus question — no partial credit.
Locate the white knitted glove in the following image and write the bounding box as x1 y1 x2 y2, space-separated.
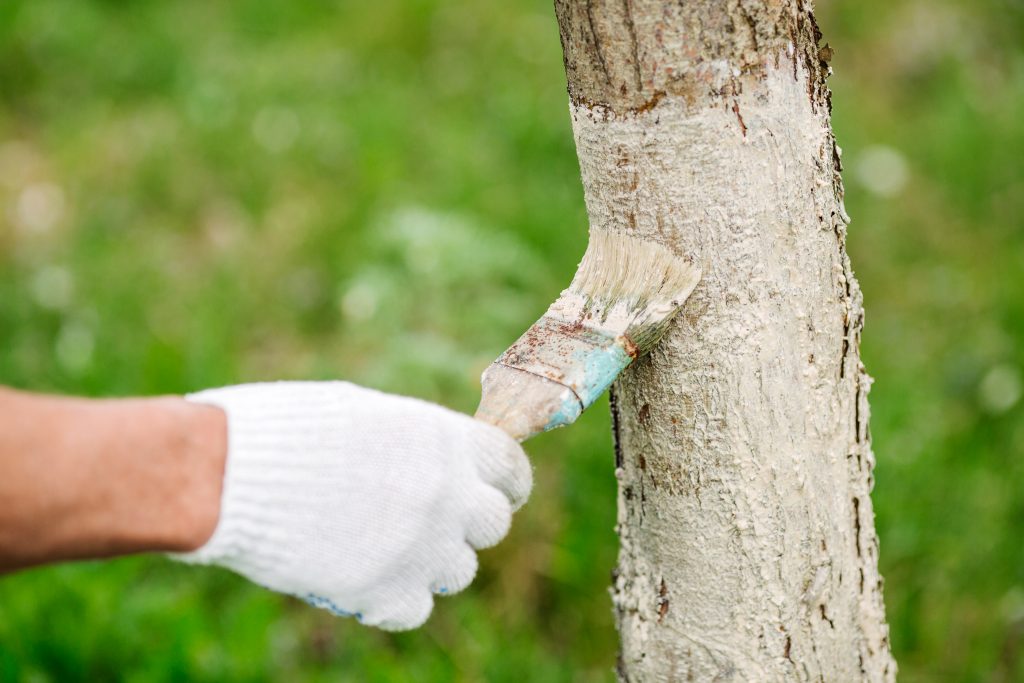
174 381 531 631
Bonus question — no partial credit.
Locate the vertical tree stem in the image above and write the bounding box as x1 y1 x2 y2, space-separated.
553 1 896 679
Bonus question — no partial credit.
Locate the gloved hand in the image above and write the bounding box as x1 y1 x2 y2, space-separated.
173 381 531 631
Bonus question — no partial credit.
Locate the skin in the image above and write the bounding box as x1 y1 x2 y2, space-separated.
0 386 226 573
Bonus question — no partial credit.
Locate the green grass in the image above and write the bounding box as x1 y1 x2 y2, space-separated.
0 0 1022 680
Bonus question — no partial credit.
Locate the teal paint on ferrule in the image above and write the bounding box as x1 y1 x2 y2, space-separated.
573 342 633 408
537 341 632 433
494 315 638 435
542 392 585 432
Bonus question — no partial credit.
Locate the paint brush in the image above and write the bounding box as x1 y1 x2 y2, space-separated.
475 230 701 442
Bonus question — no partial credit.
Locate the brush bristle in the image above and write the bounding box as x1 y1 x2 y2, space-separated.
570 231 698 305
552 230 701 352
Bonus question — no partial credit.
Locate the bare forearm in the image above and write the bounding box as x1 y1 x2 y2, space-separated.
0 387 226 572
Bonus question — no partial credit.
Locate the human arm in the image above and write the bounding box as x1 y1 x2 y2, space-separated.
0 386 226 572
0 381 532 630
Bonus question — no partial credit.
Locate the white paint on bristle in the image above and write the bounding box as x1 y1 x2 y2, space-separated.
545 230 700 351
570 229 699 308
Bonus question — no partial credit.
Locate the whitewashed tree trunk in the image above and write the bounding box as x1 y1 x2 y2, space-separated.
552 1 896 680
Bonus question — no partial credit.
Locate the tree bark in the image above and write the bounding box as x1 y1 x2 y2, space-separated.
552 1 896 680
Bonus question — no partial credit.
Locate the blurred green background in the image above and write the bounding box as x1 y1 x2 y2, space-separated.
0 0 1021 680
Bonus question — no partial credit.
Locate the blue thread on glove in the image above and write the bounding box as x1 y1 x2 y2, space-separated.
303 593 362 621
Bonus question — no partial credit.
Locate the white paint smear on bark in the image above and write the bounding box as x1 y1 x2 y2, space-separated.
569 62 895 681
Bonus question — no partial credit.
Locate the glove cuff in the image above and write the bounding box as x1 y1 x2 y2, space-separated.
170 382 344 573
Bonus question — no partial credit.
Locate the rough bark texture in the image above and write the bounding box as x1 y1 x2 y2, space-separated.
553 1 896 680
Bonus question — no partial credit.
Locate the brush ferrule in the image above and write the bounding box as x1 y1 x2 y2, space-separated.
495 314 636 411
479 313 635 438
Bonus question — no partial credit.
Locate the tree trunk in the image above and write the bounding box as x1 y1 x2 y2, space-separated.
552 1 896 680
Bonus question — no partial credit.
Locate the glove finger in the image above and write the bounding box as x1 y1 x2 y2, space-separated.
463 484 512 550
430 542 479 596
362 588 434 632
468 424 533 511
